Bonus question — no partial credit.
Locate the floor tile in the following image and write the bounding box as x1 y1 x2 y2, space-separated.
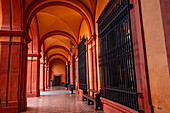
21 87 104 113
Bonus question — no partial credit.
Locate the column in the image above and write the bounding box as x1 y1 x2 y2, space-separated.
0 31 31 112
26 54 40 97
46 65 49 88
89 43 94 90
0 0 29 111
40 62 45 91
43 63 46 89
75 49 79 92
85 41 90 90
92 39 98 91
70 54 74 84
44 64 47 89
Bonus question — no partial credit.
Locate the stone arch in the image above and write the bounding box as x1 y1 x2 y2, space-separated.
45 45 70 57
39 30 78 51
24 1 95 37
47 54 68 62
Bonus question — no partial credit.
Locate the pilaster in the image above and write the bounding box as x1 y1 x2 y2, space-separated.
26 53 41 97
0 30 31 112
40 62 45 91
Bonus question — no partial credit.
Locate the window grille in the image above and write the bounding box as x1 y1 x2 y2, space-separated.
68 61 70 84
78 39 87 90
98 0 139 111
65 65 67 83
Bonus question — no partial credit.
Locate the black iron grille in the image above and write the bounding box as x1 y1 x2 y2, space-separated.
98 0 139 111
65 65 67 83
68 61 70 84
78 39 87 90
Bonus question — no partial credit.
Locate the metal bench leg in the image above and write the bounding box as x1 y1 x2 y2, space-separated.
95 102 98 110
83 97 87 101
82 96 84 101
99 100 102 110
88 99 91 105
92 101 94 105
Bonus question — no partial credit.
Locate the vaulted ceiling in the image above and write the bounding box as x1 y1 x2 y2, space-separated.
24 0 109 64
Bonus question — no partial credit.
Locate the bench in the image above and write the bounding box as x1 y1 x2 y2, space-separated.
82 89 102 110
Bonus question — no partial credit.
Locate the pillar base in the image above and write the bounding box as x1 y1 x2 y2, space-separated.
0 99 27 113
40 87 45 91
45 87 50 91
0 107 19 113
27 91 40 97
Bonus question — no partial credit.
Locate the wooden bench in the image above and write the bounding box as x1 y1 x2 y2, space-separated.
82 89 102 110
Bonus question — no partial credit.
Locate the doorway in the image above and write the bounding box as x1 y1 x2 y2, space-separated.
54 76 61 86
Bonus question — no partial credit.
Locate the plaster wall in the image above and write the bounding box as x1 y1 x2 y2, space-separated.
140 0 170 112
0 0 2 28
78 20 89 41
95 0 109 91
50 59 65 83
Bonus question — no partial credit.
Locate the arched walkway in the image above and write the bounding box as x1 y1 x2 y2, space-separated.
22 86 104 113
2 0 168 113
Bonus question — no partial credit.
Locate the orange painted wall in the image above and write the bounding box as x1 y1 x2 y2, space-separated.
78 19 92 90
140 0 170 112
95 0 109 91
50 59 65 83
88 44 92 90
0 0 2 28
78 0 110 91
95 0 110 35
78 20 89 41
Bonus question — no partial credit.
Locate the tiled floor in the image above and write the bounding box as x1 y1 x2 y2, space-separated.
40 87 75 95
22 86 104 113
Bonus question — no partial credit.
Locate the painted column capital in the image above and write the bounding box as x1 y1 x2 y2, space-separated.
0 30 31 43
28 53 41 57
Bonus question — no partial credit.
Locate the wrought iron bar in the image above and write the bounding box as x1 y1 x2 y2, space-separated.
78 39 87 90
98 0 139 111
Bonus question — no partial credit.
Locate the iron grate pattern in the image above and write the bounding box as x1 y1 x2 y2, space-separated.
78 39 87 90
98 0 139 111
65 65 67 83
68 61 70 84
